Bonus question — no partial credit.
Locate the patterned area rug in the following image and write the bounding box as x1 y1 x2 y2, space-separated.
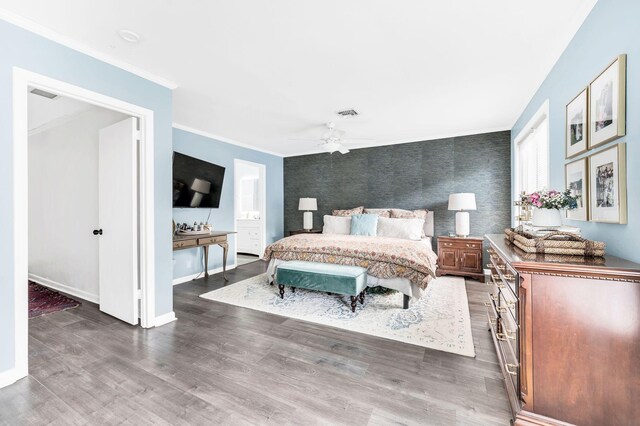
29 282 81 318
200 274 475 357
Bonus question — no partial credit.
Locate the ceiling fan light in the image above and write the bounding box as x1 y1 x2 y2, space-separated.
324 141 340 153
338 146 350 154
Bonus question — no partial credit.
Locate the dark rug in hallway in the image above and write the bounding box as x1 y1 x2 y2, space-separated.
29 282 81 318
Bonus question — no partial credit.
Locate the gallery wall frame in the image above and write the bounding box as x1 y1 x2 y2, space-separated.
565 157 588 221
588 143 627 224
566 88 589 158
588 54 626 149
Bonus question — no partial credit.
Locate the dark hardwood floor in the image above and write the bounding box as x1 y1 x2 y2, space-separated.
0 261 511 425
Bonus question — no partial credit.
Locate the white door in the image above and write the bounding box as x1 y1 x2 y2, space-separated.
98 118 139 325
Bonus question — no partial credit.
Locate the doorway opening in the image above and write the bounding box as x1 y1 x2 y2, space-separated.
10 68 157 386
233 160 266 266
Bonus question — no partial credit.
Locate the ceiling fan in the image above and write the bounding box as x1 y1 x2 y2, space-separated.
290 122 376 154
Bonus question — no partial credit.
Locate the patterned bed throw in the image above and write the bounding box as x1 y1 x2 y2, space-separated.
264 234 438 289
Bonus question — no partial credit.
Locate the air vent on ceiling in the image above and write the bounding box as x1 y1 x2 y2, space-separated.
30 88 58 99
337 109 358 117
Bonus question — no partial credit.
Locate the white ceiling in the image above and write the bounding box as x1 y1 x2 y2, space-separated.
27 91 94 132
1 1 597 156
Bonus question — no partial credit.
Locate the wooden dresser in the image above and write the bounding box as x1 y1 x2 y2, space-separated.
485 234 640 426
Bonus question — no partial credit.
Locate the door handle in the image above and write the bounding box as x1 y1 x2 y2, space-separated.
93 229 103 235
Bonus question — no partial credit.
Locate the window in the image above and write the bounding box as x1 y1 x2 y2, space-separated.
515 102 549 196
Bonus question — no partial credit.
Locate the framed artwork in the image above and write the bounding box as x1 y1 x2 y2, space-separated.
588 143 627 224
589 54 626 149
566 88 588 158
565 158 588 221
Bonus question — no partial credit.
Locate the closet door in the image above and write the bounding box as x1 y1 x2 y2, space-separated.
97 118 139 325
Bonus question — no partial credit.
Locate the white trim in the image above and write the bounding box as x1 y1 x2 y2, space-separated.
154 311 177 327
0 11 177 89
172 123 283 157
0 368 24 389
11 67 157 387
172 264 238 285
28 274 99 304
28 105 100 137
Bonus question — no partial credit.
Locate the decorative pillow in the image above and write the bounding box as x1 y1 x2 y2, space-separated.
377 217 425 241
350 214 379 237
390 208 428 219
363 208 391 218
322 215 352 235
332 206 364 217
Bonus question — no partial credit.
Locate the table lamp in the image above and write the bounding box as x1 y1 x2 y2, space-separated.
298 198 317 230
190 178 211 207
448 193 476 237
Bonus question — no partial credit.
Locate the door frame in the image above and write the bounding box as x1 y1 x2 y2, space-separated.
11 67 156 381
233 159 267 259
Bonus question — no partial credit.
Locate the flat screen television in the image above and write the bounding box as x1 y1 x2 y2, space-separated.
172 152 225 208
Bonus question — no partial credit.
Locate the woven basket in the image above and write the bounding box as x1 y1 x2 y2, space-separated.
504 228 605 257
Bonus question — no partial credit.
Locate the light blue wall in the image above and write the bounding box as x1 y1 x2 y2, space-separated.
172 128 284 280
511 0 640 262
0 19 173 374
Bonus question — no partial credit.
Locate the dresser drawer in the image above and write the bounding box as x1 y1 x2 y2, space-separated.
496 316 519 392
173 239 197 249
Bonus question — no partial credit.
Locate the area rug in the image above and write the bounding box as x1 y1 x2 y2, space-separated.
29 282 81 318
200 274 475 357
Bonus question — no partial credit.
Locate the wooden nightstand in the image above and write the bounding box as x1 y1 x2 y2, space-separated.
436 236 484 282
288 229 322 236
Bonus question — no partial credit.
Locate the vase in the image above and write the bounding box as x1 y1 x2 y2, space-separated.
532 208 562 228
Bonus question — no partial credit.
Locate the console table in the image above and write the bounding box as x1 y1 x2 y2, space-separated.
173 231 236 281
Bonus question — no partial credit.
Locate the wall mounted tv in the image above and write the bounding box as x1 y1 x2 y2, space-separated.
172 152 225 208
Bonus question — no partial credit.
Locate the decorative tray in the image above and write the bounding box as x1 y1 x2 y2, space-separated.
504 228 605 257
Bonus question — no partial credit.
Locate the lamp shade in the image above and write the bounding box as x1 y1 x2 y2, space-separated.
191 178 211 194
298 197 317 211
448 193 476 211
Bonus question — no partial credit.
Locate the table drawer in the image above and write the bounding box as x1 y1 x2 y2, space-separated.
198 236 226 245
173 239 197 249
440 239 482 250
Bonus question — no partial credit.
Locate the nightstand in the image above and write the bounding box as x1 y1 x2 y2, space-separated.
288 229 322 236
436 236 484 282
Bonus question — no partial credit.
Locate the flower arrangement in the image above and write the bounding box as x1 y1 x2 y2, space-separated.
521 189 578 210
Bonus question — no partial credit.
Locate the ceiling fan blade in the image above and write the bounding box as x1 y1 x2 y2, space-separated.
341 138 376 144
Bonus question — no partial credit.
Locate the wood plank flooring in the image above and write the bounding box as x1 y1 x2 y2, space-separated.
0 261 511 425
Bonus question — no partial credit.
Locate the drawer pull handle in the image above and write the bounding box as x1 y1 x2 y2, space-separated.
497 332 516 341
497 307 507 313
505 363 519 376
496 265 506 271
486 263 494 269
491 274 501 280
504 274 515 281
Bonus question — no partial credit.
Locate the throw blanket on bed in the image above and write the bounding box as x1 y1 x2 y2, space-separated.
263 234 438 289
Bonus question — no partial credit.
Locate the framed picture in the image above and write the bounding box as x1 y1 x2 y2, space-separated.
588 143 627 224
589 54 626 149
565 158 588 221
566 88 588 158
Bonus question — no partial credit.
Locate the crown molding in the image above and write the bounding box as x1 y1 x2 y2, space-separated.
0 10 178 90
172 123 284 157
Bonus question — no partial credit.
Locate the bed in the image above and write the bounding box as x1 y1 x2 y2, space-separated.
263 210 438 300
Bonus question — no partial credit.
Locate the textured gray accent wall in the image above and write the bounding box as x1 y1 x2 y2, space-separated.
284 131 512 250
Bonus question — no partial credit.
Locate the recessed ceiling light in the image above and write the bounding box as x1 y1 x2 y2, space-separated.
118 29 141 43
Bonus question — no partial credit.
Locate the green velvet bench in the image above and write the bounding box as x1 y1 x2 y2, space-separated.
274 261 367 312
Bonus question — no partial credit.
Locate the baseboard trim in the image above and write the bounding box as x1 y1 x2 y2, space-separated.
0 367 26 389
484 268 491 276
173 264 238 285
154 311 177 327
28 274 99 304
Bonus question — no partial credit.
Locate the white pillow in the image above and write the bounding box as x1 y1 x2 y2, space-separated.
376 217 425 240
322 215 351 235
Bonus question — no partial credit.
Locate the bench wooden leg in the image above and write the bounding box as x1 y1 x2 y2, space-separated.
358 291 365 305
403 294 410 309
278 284 285 299
350 296 357 313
